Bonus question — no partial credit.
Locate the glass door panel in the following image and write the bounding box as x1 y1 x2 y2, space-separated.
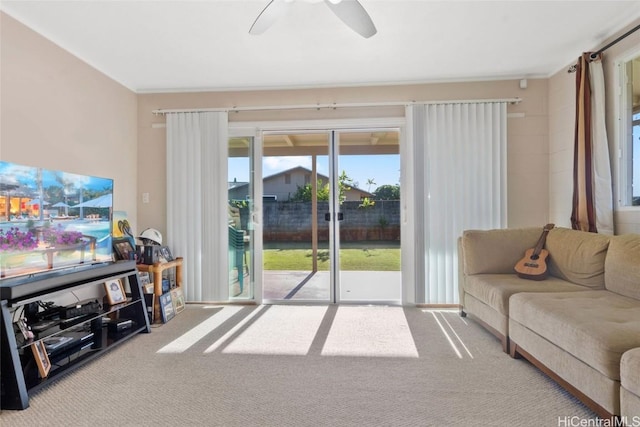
336 130 401 303
228 137 254 300
261 132 332 302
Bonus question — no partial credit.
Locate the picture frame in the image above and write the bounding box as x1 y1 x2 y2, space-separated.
143 282 155 294
159 292 175 323
138 271 151 287
113 237 136 261
104 279 127 305
16 318 34 341
171 288 185 314
159 246 174 263
31 341 51 378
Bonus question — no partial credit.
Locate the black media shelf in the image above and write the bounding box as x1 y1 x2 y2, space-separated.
0 261 151 410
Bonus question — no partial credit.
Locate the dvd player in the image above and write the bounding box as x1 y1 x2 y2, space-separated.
43 330 95 357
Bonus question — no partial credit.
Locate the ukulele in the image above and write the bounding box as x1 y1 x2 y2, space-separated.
514 223 555 280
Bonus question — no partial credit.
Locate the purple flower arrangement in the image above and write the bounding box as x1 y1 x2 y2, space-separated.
43 225 84 247
0 227 38 252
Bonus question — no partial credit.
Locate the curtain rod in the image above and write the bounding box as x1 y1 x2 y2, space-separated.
151 98 522 115
568 23 640 73
592 23 640 58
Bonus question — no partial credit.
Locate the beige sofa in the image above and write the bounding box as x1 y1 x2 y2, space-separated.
621 348 640 421
459 227 640 418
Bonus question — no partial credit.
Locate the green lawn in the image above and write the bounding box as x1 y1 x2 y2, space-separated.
263 248 400 271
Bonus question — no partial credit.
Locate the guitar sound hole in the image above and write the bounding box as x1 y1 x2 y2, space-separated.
530 254 540 260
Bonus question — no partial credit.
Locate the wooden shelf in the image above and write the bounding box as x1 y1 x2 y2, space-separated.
137 257 183 322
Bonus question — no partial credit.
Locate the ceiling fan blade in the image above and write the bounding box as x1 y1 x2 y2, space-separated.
249 0 290 35
325 0 377 38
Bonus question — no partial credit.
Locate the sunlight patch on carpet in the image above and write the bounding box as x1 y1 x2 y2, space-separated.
423 310 474 359
220 305 328 355
157 306 244 353
321 306 419 358
205 305 267 353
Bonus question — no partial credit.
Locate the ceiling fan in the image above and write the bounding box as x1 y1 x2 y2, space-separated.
249 0 377 39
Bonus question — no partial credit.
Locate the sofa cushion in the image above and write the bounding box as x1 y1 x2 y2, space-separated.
605 233 640 300
462 228 541 275
463 274 588 315
545 227 610 288
509 290 640 380
621 348 640 396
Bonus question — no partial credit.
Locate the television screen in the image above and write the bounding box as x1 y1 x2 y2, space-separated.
0 161 114 280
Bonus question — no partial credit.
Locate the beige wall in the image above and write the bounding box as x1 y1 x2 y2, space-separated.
0 13 138 230
548 65 575 228
548 18 640 234
1 10 552 239
138 79 547 235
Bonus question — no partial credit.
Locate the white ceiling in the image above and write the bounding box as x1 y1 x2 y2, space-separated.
2 0 640 93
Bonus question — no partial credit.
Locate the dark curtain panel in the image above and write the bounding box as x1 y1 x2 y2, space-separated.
571 52 598 232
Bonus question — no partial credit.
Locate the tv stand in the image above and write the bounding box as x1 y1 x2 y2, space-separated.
0 261 150 410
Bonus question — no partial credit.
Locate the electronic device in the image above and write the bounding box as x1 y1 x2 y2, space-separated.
42 336 74 352
30 319 59 333
106 318 134 334
59 299 101 319
60 314 94 330
45 330 95 358
37 305 63 322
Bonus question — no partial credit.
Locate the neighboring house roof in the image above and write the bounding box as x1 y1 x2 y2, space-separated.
227 166 374 198
265 166 374 196
228 180 249 190
262 166 325 182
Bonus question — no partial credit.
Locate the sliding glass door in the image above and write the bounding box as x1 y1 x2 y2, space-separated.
261 129 401 304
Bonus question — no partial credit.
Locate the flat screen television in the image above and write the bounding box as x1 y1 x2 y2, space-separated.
0 161 114 280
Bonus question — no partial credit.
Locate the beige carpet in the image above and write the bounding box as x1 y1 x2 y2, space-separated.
1 305 596 426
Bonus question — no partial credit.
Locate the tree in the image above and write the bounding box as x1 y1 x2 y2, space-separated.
337 171 354 204
290 171 355 204
373 184 400 200
290 180 329 202
366 178 376 193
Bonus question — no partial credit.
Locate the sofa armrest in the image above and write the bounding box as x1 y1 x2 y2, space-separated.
461 228 541 275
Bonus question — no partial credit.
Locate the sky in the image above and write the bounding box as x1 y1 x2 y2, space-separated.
229 154 400 192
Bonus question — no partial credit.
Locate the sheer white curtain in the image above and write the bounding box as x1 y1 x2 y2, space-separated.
166 112 229 302
590 59 614 235
408 102 507 304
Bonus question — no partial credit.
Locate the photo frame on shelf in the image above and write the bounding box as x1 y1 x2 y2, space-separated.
171 288 185 314
138 271 150 283
113 237 136 261
159 246 174 263
159 292 175 323
143 282 155 294
104 279 127 305
139 271 154 294
31 341 51 378
16 318 34 341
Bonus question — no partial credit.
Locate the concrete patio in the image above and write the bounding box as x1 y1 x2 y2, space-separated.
233 270 402 303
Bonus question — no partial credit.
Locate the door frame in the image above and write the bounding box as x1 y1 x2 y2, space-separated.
228 117 415 305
